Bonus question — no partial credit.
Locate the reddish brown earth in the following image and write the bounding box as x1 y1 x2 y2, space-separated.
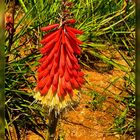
56 69 128 140
26 67 133 140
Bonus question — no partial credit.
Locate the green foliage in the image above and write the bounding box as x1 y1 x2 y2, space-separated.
5 1 49 139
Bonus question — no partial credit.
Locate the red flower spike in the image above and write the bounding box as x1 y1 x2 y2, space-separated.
50 64 56 78
40 41 54 54
64 68 70 82
40 30 59 44
59 48 65 77
60 44 66 66
41 42 60 67
41 24 59 31
65 35 74 53
46 62 54 71
37 66 43 73
46 76 53 88
61 77 66 88
57 91 62 97
39 55 48 63
77 77 85 84
70 77 79 89
66 55 73 69
65 19 76 24
60 86 65 96
66 29 83 45
66 46 78 63
59 66 65 77
37 78 46 89
73 69 78 77
53 73 59 86
74 63 80 70
65 81 72 91
55 27 62 41
66 34 81 55
65 26 83 34
63 90 67 97
78 71 84 77
40 84 49 95
61 30 66 44
72 45 81 55
52 84 57 93
38 69 49 80
41 59 51 70
67 65 73 76
35 20 85 111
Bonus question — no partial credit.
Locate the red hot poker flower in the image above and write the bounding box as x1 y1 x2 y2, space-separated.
34 19 84 112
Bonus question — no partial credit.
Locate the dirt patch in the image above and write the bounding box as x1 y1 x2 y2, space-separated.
59 95 114 140
24 62 132 140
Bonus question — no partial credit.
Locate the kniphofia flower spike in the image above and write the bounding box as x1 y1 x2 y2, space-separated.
34 19 84 113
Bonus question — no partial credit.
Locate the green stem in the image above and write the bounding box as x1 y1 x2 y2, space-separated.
18 0 28 13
